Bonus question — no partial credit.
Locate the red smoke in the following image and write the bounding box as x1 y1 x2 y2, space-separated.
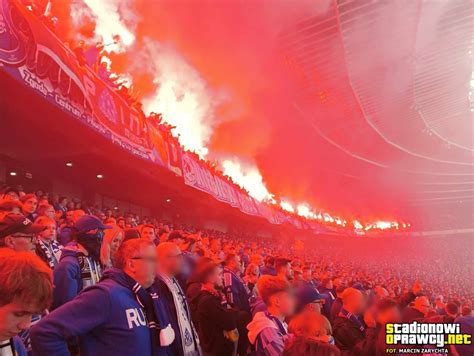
50 0 412 223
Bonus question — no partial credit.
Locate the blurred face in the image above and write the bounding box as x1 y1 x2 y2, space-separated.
303 269 312 281
44 206 55 219
416 298 431 316
351 292 367 315
118 219 126 229
110 232 123 254
5 233 37 252
325 280 334 289
160 246 183 276
377 306 401 324
305 301 322 314
230 256 242 274
141 227 156 242
22 198 38 214
65 210 74 223
0 302 37 342
39 223 57 242
209 266 224 289
129 245 157 289
284 263 293 280
246 268 259 284
274 291 296 317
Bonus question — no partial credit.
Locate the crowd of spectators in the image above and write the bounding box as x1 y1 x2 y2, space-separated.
0 183 473 356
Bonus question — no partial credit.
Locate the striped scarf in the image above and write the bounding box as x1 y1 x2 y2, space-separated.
339 308 366 332
131 282 161 346
158 273 200 356
37 239 63 269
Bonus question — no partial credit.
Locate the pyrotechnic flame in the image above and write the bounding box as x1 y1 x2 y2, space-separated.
221 159 273 202
280 200 295 213
141 40 222 158
81 0 135 50
61 0 409 232
296 203 311 218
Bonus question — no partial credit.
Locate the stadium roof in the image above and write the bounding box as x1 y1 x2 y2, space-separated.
268 0 473 229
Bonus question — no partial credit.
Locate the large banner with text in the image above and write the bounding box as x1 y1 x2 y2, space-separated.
0 0 155 161
0 0 311 230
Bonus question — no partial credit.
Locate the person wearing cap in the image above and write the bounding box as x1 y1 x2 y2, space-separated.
31 239 175 356
0 214 46 252
295 284 325 315
51 215 111 310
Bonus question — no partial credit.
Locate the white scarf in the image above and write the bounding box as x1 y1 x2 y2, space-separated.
158 273 200 355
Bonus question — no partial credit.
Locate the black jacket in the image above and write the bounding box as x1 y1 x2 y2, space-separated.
333 316 376 356
402 307 425 323
189 290 238 355
330 297 343 323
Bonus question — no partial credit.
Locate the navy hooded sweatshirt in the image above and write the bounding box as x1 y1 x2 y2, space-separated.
31 269 172 356
52 247 101 310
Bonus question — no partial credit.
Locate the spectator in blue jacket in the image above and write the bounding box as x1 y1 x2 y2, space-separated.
31 239 175 356
247 276 295 356
58 210 75 246
155 242 200 356
0 249 53 356
223 253 253 354
223 253 252 313
52 215 111 309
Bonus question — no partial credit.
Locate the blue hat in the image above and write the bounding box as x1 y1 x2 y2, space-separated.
75 215 112 233
352 282 365 291
297 285 324 307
